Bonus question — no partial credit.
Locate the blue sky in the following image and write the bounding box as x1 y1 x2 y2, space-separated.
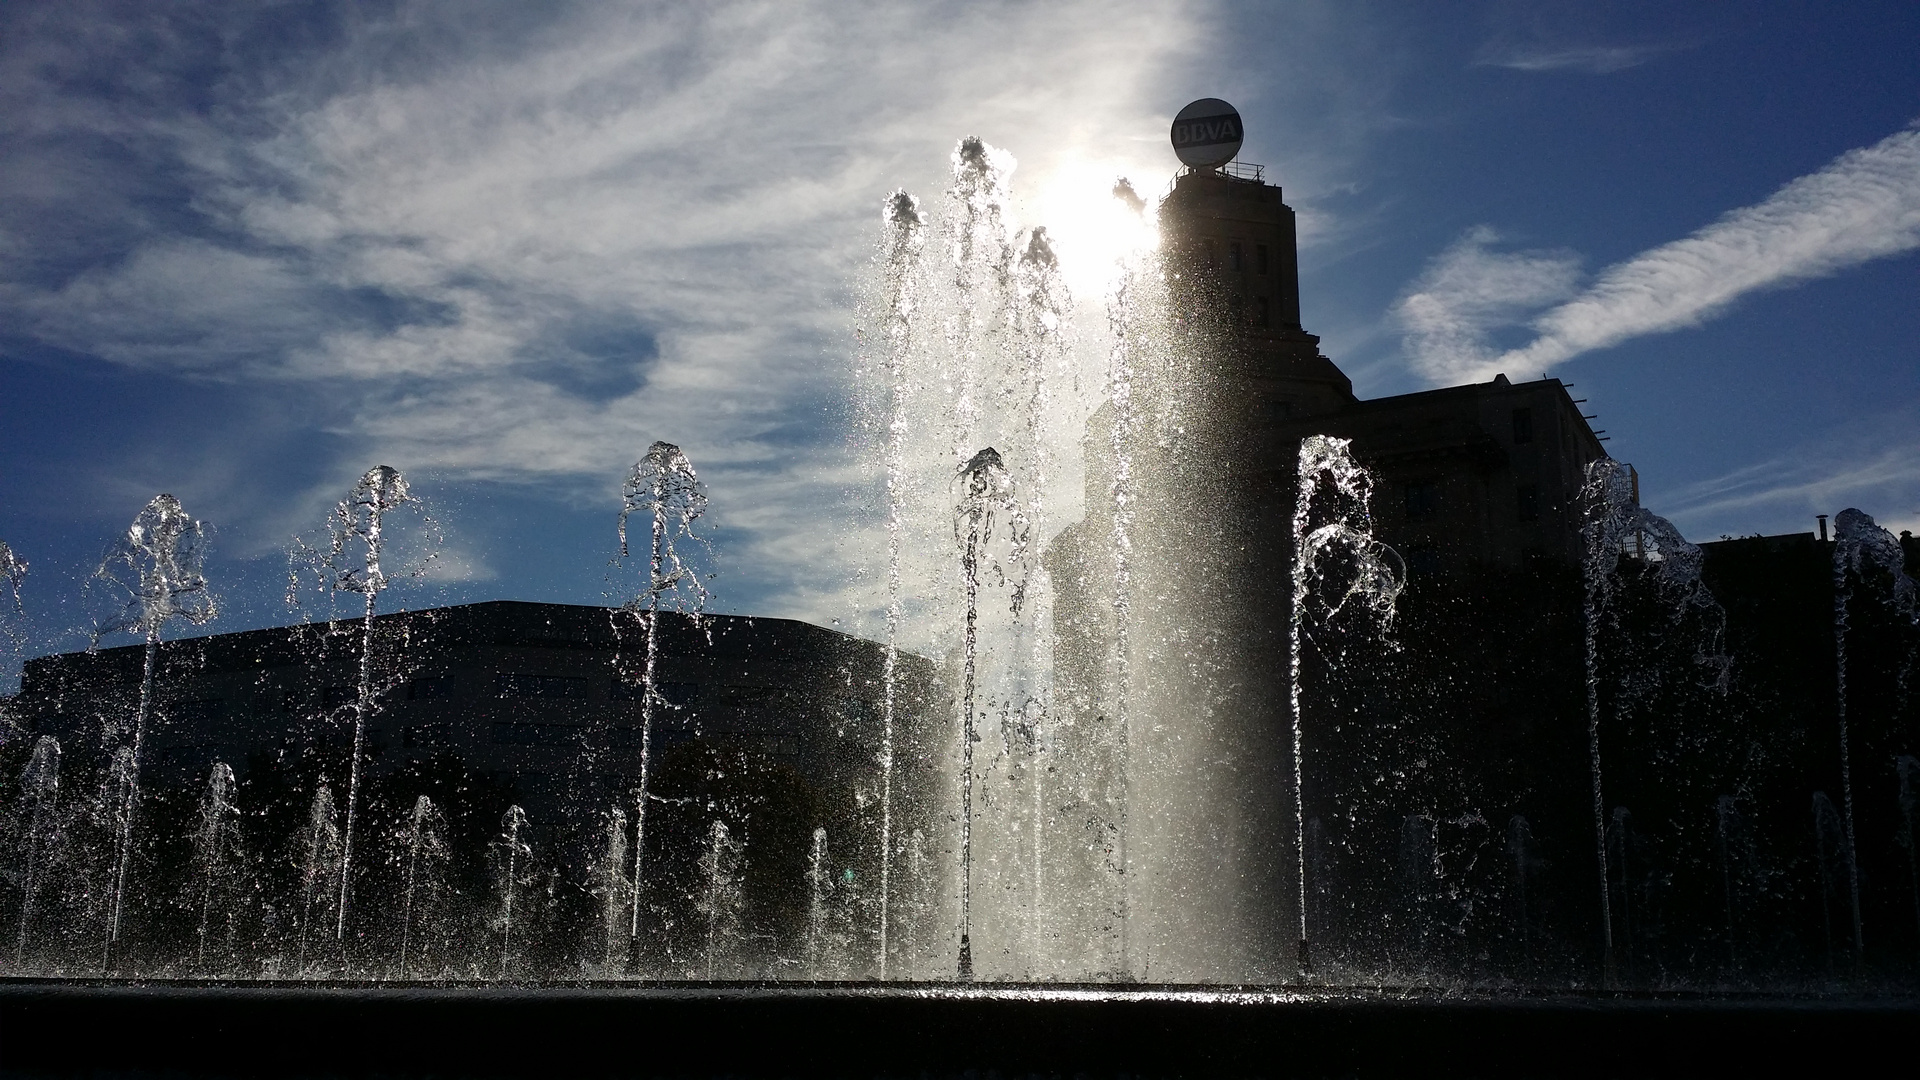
2 0 1917 675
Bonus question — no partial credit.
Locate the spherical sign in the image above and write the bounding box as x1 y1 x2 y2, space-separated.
1170 98 1243 169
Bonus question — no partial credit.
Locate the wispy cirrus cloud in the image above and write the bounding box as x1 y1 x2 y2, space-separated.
1473 42 1680 74
0 0 1217 627
1398 122 1920 385
1655 404 1920 541
1393 226 1581 385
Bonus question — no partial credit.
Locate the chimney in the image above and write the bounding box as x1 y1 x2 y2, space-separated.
1817 514 1828 542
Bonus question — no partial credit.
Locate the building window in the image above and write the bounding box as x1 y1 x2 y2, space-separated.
1516 484 1540 522
1264 399 1295 423
1257 295 1271 327
1229 242 1244 271
1404 479 1439 521
496 672 588 699
1511 407 1534 444
1257 244 1269 274
323 685 358 709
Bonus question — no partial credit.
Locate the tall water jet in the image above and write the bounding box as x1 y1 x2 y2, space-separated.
616 441 710 972
0 540 25 681
597 805 630 973
952 447 1032 978
289 466 437 947
398 795 450 978
1830 507 1918 962
1579 458 1723 982
491 805 533 979
13 736 60 968
696 819 744 980
90 494 216 967
297 783 341 974
874 187 924 979
190 762 245 974
807 826 830 978
1013 223 1070 970
1290 435 1404 974
1102 208 1141 976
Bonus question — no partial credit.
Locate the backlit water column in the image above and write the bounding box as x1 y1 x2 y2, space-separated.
290 466 435 947
616 441 711 972
952 447 1031 979
1288 436 1403 976
92 494 217 967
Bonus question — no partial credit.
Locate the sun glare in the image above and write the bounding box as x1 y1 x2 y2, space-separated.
1024 160 1163 301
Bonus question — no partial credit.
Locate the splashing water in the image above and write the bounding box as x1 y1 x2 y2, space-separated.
597 804 631 974
399 795 451 978
1014 223 1070 972
491 805 534 979
616 441 711 972
191 763 245 974
1102 201 1142 975
297 783 341 975
1831 508 1919 962
91 494 217 967
808 826 830 978
0 540 25 683
696 819 745 980
0 540 23 609
874 188 924 979
1290 435 1404 974
290 466 438 947
1579 458 1725 981
953 447 1033 978
13 736 60 968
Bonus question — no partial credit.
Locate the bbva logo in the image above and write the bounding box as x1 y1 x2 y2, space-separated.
1173 115 1241 148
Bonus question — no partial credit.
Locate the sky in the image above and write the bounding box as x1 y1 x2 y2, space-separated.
2 0 1918 674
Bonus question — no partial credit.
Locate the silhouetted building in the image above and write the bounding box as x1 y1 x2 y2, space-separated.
9 601 945 974
16 602 937 824
1155 164 1605 572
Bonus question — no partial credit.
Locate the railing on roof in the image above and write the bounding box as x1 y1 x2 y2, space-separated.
1167 160 1267 196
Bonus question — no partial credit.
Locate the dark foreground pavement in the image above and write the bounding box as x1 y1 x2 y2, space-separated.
3 980 1914 1078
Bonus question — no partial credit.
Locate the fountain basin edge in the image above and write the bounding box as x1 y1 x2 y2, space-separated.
4 979 1915 1078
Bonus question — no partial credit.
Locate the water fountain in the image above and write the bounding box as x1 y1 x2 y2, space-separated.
12 736 58 968
90 494 217 968
2 126 1919 1079
399 794 452 978
615 440 711 973
288 466 439 953
189 762 245 974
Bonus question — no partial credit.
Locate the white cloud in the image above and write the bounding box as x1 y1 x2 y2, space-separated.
1473 42 1676 74
1399 123 1920 385
1 0 1219 624
1392 226 1580 384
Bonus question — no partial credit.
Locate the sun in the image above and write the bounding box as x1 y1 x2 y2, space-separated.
1023 159 1163 301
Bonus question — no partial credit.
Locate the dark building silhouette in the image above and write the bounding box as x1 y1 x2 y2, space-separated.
1044 164 1613 977
1154 164 1605 571
7 602 945 975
